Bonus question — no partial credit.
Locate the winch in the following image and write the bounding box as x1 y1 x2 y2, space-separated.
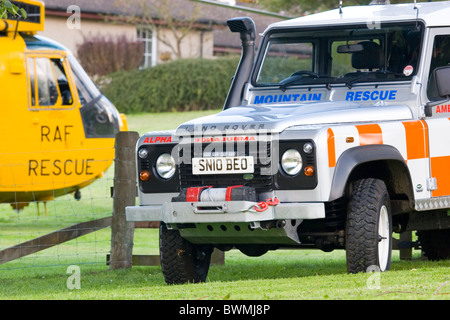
172 185 256 203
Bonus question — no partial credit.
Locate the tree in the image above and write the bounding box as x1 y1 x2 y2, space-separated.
258 0 356 15
114 0 206 60
0 0 27 19
258 0 420 16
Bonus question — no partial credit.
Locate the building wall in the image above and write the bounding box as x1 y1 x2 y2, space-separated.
157 28 214 61
39 16 137 57
39 15 214 64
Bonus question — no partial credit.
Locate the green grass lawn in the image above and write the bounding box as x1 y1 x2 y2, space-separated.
1 110 449 301
1 246 449 300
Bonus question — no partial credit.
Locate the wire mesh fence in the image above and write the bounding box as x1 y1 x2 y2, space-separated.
0 156 116 271
0 132 216 274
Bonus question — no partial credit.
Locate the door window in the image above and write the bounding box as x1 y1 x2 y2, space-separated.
427 35 450 101
27 55 74 109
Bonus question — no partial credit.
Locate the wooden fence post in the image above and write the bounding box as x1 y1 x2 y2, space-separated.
109 131 139 269
399 231 413 260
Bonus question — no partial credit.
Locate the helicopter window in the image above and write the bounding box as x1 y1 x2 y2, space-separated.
27 55 75 109
67 56 120 138
28 57 36 106
68 56 101 106
35 57 59 106
50 58 73 106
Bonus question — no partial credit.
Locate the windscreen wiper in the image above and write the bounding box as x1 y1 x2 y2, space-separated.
344 71 403 89
279 71 320 92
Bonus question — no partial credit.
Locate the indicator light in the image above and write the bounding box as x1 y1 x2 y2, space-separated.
304 166 315 177
139 170 150 181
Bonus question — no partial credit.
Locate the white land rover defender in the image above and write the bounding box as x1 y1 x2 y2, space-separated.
126 1 450 284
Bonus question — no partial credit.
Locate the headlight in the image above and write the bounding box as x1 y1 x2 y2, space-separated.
281 149 302 176
155 153 176 179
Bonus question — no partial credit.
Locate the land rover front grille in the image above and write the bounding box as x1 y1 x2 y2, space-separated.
178 140 273 192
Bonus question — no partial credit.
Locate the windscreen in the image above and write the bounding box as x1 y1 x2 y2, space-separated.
254 23 423 88
68 56 120 138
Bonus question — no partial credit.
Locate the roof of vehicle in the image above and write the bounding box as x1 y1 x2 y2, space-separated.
265 1 450 33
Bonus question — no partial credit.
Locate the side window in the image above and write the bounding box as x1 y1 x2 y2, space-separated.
427 35 450 101
27 55 74 109
28 57 36 106
51 58 74 106
35 57 59 106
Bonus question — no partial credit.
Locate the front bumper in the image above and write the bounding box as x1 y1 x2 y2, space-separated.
126 200 325 224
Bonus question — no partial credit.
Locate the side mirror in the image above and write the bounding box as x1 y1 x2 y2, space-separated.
425 66 450 117
434 66 450 98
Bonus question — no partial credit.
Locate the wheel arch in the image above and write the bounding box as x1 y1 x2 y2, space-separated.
328 145 415 214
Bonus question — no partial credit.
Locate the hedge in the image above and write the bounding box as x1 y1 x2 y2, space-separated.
102 57 240 114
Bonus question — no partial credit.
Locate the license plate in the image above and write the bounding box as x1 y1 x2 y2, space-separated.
192 156 254 175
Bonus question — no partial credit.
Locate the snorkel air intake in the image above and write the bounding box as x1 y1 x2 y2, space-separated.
223 17 256 109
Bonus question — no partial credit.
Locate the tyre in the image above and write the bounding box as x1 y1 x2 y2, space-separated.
159 222 213 284
417 229 450 261
346 178 392 273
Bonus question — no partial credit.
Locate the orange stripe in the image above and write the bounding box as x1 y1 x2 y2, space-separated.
430 119 450 197
327 128 336 168
356 124 383 145
402 120 429 160
431 156 450 197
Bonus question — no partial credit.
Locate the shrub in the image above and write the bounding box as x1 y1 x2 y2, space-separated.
102 57 240 113
77 35 144 76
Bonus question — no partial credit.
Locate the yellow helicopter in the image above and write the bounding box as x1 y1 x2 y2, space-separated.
0 0 127 211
